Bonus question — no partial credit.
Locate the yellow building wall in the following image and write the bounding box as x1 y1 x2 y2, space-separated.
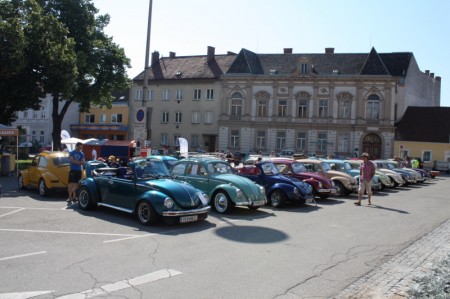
394 141 450 169
80 105 129 125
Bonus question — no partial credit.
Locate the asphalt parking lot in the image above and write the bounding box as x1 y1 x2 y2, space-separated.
1 174 449 299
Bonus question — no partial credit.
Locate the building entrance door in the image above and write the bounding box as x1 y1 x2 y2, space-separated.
362 133 382 159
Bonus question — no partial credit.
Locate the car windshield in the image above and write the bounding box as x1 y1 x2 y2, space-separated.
331 162 352 172
135 159 171 179
348 162 360 170
261 162 280 175
52 156 70 166
208 162 234 174
291 162 307 174
386 162 397 170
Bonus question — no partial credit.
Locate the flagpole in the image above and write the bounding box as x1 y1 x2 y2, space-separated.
142 0 153 140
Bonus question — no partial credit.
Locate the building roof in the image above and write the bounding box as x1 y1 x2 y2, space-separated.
395 107 450 143
226 47 412 77
133 54 237 81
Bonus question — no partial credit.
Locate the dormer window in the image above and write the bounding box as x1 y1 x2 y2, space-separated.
301 63 308 75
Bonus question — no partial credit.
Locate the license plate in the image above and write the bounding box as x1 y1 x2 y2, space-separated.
179 215 198 223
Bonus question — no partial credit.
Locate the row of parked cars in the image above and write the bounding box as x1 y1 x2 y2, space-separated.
17 151 433 226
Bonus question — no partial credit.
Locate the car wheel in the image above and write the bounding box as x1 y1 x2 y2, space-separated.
18 175 25 189
38 179 50 197
213 191 234 214
78 187 96 210
136 201 159 225
334 181 345 196
269 190 286 208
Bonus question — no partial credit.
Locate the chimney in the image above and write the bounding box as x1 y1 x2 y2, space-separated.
151 51 160 65
430 73 434 78
227 51 236 55
207 46 215 63
284 48 293 54
425 70 430 75
325 47 335 54
169 52 176 58
436 76 441 81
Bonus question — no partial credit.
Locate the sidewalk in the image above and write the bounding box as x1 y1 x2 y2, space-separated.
335 219 450 298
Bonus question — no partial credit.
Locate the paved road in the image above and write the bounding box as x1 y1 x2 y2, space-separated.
0 174 449 299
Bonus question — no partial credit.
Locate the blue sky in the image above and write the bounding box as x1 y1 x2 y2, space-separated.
93 0 450 107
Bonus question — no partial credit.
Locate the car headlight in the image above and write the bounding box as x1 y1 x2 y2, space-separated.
294 187 299 195
197 192 209 206
259 186 265 196
164 198 174 209
317 181 323 188
236 189 244 199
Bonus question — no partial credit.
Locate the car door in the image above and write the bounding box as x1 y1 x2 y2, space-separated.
182 162 210 194
105 176 136 210
30 156 48 186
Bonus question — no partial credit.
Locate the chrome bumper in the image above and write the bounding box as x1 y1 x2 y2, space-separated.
235 199 266 207
317 188 336 194
163 206 211 217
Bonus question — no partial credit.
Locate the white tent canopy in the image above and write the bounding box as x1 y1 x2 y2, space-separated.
61 137 83 151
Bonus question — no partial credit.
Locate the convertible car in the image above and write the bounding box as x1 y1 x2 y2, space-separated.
76 158 210 225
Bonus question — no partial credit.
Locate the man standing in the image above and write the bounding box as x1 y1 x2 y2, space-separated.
68 142 85 202
91 148 97 161
354 152 376 206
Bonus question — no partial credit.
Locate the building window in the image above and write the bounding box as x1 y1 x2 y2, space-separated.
135 89 142 101
297 99 308 118
367 94 380 119
175 112 182 123
176 89 183 100
206 89 214 100
276 131 286 150
23 110 28 118
39 130 45 143
319 100 328 118
204 111 213 124
147 89 153 101
31 130 37 142
338 100 350 119
257 100 268 117
162 89 170 101
256 131 266 149
192 111 201 124
191 134 200 147
231 99 242 117
193 89 201 100
317 132 327 152
100 114 106 123
33 110 38 119
423 151 432 163
301 63 308 75
296 132 306 151
277 99 287 117
230 130 239 148
111 114 122 123
337 133 349 153
161 111 169 123
85 114 95 123
40 109 46 119
173 134 181 146
160 133 168 146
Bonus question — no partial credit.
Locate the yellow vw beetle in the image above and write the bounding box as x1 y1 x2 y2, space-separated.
18 151 75 197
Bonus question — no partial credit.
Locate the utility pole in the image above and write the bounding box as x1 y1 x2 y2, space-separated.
142 0 153 140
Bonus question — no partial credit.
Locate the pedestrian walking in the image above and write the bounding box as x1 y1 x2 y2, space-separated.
354 152 376 206
68 142 85 202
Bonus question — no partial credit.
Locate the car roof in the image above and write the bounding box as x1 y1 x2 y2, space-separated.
38 151 69 158
296 159 323 163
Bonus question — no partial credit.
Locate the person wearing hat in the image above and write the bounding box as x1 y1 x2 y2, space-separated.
68 142 85 202
354 152 376 206
108 155 120 168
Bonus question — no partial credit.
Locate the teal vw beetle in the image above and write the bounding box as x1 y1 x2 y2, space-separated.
170 156 267 213
76 158 210 225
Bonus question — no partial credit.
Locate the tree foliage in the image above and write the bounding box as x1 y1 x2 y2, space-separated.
0 0 131 149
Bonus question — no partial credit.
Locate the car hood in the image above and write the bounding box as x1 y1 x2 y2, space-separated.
213 173 259 187
143 179 204 208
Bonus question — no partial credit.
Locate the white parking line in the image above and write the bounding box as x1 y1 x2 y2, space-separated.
54 269 182 299
0 290 54 299
0 228 141 238
0 251 47 262
0 208 25 218
0 206 67 211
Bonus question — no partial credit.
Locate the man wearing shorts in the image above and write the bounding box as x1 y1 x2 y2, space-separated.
354 152 375 206
68 142 85 202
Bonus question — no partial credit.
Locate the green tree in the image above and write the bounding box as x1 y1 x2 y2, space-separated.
1 0 131 150
38 0 131 150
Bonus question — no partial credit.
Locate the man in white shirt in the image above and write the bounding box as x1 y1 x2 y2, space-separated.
91 148 97 161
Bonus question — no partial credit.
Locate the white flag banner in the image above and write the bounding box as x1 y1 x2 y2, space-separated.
178 137 188 157
61 130 70 140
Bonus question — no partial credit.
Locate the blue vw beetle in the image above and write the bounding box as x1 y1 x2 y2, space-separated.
76 158 210 225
